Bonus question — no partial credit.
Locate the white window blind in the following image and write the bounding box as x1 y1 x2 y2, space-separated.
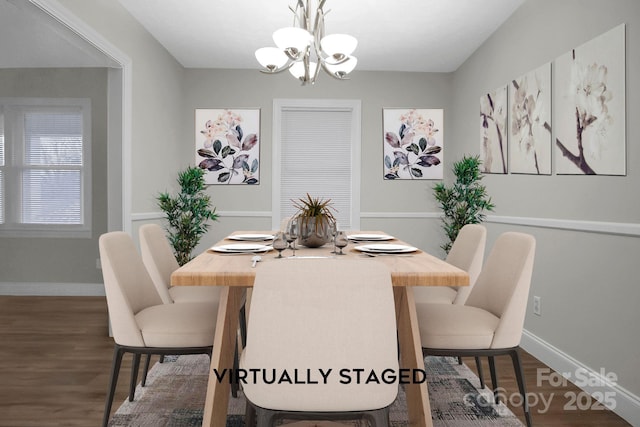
23 110 83 224
279 108 353 228
0 98 91 237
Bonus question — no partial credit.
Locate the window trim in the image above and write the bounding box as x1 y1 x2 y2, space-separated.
0 97 92 238
272 99 361 230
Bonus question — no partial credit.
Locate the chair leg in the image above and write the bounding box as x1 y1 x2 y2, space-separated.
475 356 485 389
129 353 141 402
510 348 533 427
231 340 240 398
141 354 152 387
363 407 391 427
245 400 256 427
458 356 463 365
102 345 125 427
488 355 499 403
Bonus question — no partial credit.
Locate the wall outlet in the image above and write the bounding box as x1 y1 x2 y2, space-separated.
533 296 541 316
96 258 102 270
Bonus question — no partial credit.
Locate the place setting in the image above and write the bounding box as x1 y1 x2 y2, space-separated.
354 243 419 256
208 243 273 254
346 233 395 242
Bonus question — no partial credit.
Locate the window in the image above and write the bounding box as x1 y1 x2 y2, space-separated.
273 99 361 230
0 98 91 237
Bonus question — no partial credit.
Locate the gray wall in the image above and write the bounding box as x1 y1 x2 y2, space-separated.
450 0 640 399
0 68 108 284
180 69 452 254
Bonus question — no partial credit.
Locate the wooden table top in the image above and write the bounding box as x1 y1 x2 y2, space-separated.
171 231 469 288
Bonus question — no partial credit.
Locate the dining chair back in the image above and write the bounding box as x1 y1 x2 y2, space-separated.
99 231 217 427
139 223 221 304
241 258 398 427
413 224 486 305
465 231 536 349
138 223 179 304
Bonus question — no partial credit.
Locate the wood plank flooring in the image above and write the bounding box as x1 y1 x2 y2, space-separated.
0 296 632 426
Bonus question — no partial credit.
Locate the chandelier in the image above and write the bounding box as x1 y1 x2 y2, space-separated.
255 0 358 85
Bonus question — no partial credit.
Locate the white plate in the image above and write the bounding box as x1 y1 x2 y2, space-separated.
354 244 418 254
347 233 394 241
210 243 273 253
227 233 275 241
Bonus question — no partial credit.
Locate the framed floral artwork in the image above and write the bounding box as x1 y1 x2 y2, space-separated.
509 63 552 175
555 24 626 175
195 108 260 184
480 86 508 174
383 108 443 180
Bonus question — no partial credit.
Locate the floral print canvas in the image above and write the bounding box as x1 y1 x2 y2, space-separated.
555 24 625 175
480 86 508 174
509 63 552 175
383 108 443 180
195 109 260 184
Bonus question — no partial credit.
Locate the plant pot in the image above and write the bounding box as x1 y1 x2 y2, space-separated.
296 216 332 248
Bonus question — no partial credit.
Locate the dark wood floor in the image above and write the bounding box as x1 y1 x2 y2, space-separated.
0 296 631 427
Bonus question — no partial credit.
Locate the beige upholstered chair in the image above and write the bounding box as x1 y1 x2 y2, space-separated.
139 223 220 304
138 223 242 398
99 231 217 427
241 259 398 427
418 232 536 427
413 224 486 305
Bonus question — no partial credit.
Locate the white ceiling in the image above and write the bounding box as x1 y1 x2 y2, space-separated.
0 0 525 72
117 0 525 72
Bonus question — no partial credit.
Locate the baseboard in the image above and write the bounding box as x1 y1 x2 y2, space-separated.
0 282 105 296
521 329 640 425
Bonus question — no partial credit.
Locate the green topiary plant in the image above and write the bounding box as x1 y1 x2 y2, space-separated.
157 166 218 266
433 155 495 254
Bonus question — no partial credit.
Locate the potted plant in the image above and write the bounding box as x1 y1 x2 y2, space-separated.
157 166 218 265
292 193 337 248
433 155 495 254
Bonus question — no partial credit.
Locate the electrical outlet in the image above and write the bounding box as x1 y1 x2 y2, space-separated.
96 258 102 270
533 296 541 316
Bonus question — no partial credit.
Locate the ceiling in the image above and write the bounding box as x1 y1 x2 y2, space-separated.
0 0 525 73
117 0 525 72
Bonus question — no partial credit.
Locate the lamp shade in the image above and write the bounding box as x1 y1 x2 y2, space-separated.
255 47 288 70
273 27 312 56
325 56 357 77
289 61 318 80
320 34 358 59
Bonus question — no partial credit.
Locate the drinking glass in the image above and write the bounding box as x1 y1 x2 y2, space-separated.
285 220 299 256
335 231 348 255
328 221 338 254
272 232 287 258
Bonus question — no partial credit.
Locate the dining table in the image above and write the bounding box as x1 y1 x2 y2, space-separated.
170 231 469 427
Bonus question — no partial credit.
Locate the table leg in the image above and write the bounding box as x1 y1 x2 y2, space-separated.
202 286 243 427
394 287 433 427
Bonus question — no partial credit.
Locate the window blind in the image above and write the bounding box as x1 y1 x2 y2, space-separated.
22 110 83 224
280 108 353 228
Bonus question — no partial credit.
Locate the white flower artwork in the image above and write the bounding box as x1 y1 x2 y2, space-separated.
555 24 626 175
480 86 508 174
509 63 552 175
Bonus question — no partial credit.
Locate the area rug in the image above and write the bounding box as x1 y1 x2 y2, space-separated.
108 355 523 427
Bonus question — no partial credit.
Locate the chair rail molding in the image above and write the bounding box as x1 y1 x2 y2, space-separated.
133 211 640 237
